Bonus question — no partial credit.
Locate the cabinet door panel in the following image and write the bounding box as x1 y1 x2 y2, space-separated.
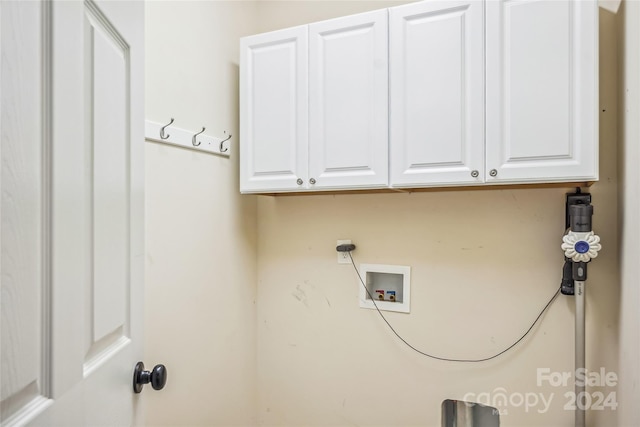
309 10 388 190
486 0 598 183
389 0 484 187
240 26 308 193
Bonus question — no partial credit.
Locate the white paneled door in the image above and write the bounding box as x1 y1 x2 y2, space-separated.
1 1 145 426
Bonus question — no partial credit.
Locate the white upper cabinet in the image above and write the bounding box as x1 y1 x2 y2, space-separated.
239 0 598 194
389 0 484 188
240 26 308 193
240 11 388 194
309 9 389 190
485 0 598 184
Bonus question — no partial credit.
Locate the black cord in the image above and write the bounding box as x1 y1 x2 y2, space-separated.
348 252 561 363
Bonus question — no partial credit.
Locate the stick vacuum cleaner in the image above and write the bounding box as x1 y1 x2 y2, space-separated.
561 190 601 427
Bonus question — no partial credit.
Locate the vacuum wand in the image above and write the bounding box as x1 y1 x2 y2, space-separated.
561 199 601 427
571 204 591 427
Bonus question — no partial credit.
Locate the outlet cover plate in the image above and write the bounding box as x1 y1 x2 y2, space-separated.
337 239 352 264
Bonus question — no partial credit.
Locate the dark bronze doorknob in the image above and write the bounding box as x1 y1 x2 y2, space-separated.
133 361 167 393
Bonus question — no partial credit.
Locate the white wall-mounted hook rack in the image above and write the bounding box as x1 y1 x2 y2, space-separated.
145 120 231 157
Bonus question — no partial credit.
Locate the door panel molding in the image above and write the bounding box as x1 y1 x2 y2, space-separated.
0 1 54 424
85 0 130 52
40 0 53 407
83 0 132 365
83 333 130 378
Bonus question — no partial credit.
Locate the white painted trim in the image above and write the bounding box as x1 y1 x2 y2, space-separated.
1 396 53 427
145 120 231 157
83 336 131 378
598 0 621 14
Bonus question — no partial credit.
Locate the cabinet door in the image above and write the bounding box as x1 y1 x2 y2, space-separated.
486 0 598 184
308 10 388 190
389 0 484 188
240 26 308 193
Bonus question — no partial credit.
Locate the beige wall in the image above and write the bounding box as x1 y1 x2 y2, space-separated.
254 0 416 32
617 1 640 425
255 4 620 427
142 1 630 426
144 2 259 425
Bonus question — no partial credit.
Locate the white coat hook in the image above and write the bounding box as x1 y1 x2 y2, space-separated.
159 118 174 140
192 127 205 147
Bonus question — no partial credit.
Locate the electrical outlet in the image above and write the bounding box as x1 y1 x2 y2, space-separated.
337 239 352 264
